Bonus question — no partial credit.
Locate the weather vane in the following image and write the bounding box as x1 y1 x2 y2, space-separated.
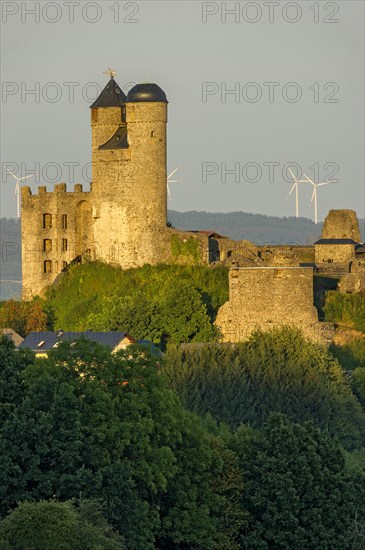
104 68 117 79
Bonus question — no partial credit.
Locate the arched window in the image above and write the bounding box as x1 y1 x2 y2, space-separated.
43 213 52 229
43 239 52 252
43 260 52 274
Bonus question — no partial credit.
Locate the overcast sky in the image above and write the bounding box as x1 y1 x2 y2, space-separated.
1 0 364 222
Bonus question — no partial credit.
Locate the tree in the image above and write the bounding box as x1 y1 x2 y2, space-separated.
163 327 365 449
232 414 358 550
0 339 241 549
84 279 219 346
0 299 48 337
0 499 126 549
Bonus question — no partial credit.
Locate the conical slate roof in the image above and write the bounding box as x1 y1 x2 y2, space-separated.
90 78 126 108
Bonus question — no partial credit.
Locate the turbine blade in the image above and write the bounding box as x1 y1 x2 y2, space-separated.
310 188 316 203
167 183 171 197
303 173 315 184
288 183 296 196
316 182 332 187
19 174 36 181
6 169 17 180
168 167 179 179
288 167 296 180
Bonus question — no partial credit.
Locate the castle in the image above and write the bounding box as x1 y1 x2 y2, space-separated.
21 74 365 342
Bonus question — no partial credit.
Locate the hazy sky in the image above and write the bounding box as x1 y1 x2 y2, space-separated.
1 0 364 222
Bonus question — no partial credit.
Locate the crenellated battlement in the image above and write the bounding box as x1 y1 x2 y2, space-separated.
22 183 88 199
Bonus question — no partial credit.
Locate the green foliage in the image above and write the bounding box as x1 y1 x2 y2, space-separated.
0 337 34 422
0 499 126 549
0 339 242 549
170 234 200 262
232 414 359 549
324 291 365 331
330 339 365 371
352 368 365 409
163 327 365 449
45 262 228 346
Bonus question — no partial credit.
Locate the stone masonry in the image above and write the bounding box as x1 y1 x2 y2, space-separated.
215 267 326 342
21 77 210 299
20 75 365 304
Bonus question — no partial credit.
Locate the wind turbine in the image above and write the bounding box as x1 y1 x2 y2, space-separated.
287 167 308 218
302 173 335 224
6 169 37 218
167 165 181 199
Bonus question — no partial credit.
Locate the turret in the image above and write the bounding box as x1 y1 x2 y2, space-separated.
90 76 127 186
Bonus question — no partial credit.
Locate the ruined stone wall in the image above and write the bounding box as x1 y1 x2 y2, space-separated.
21 184 92 299
216 267 325 342
257 245 315 266
322 209 361 241
338 273 365 294
215 240 314 267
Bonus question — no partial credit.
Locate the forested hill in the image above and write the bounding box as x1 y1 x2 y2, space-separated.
169 210 365 245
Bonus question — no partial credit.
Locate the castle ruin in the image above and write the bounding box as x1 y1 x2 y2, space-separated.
215 266 328 342
20 74 364 343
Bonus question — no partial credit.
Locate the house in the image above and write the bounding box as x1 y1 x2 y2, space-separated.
1 328 24 347
18 331 136 358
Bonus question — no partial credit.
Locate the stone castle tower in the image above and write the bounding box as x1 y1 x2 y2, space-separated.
90 78 168 267
21 77 171 299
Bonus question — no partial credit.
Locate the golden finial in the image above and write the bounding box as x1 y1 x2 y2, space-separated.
103 68 117 79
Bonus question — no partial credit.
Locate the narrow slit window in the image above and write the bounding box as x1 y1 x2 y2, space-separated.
62 238 68 252
43 260 52 274
43 239 52 252
43 213 52 229
61 214 67 229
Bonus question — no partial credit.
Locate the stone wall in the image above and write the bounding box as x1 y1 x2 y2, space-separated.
256 245 315 266
322 209 361 241
216 266 326 342
21 184 91 299
315 243 356 265
338 273 365 294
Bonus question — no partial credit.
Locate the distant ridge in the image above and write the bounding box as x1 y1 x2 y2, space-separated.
168 211 365 245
